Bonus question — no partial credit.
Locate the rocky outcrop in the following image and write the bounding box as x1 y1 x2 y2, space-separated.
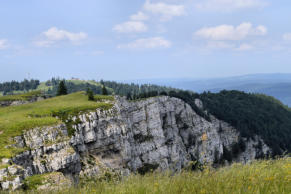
0 96 44 107
0 96 271 190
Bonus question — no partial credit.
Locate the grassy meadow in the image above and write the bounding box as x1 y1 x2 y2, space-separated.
0 92 113 159
0 91 42 102
6 157 291 194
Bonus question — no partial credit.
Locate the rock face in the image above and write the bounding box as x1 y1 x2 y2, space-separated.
0 96 270 190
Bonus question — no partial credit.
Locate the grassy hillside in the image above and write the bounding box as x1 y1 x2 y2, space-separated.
0 92 114 159
16 157 291 193
0 91 42 102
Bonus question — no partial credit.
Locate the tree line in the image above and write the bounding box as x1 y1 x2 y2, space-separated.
0 79 40 95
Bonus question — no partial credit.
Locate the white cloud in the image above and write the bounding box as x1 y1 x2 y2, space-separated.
43 27 87 41
0 39 8 49
34 27 87 47
236 43 254 51
130 12 149 21
143 0 185 21
196 0 268 12
113 21 148 33
117 37 171 49
195 22 267 41
283 33 291 41
34 40 54 47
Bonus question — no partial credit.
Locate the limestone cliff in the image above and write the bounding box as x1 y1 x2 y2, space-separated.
0 96 270 190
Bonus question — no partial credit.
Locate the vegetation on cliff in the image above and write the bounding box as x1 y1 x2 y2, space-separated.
13 157 291 194
0 91 42 102
199 90 291 156
127 88 291 157
0 92 113 159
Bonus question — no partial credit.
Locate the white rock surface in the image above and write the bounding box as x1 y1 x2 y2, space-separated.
0 96 271 190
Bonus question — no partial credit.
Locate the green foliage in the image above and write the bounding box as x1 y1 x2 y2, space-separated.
94 95 114 101
102 85 108 95
102 80 177 97
199 90 291 156
167 90 210 121
126 93 132 100
23 172 70 191
0 90 42 102
0 79 40 95
137 163 159 175
0 92 113 159
87 88 94 101
44 78 112 97
14 157 291 194
57 80 68 96
23 174 45 190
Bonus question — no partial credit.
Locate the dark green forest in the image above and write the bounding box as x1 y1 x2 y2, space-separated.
45 78 105 97
0 79 40 94
199 90 291 156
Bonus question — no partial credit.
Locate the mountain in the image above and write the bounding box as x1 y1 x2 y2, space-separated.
124 73 291 106
0 92 270 190
1 84 291 190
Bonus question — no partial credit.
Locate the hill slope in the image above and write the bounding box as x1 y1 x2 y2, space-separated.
0 92 113 159
21 157 291 194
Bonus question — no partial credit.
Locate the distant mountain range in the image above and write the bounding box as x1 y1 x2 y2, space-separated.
123 73 291 106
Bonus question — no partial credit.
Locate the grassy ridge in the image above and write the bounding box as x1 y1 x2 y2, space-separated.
0 91 42 102
0 92 113 159
10 157 291 194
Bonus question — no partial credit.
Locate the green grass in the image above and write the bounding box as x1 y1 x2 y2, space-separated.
94 95 115 101
36 82 53 91
23 174 45 190
0 92 114 159
0 91 42 102
8 157 291 194
67 79 101 86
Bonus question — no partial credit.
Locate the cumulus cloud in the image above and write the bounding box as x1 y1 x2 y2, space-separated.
112 1 185 36
117 37 171 49
113 21 148 33
196 0 268 12
143 0 185 21
0 39 8 49
283 33 291 41
130 12 149 21
34 27 87 47
195 22 267 41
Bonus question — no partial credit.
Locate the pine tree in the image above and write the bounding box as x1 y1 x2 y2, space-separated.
126 93 132 100
87 88 94 101
57 80 67 96
102 85 108 95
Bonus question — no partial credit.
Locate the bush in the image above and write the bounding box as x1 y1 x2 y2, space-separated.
87 88 94 101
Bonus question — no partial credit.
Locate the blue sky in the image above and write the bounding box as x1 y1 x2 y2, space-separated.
0 0 290 81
